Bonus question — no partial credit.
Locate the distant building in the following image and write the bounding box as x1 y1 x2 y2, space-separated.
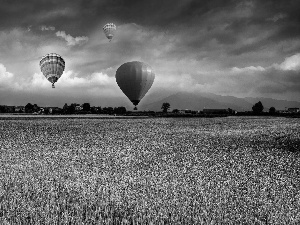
203 109 229 114
15 106 24 112
288 108 299 113
276 110 287 114
46 107 60 114
75 105 83 111
178 109 192 114
49 107 54 114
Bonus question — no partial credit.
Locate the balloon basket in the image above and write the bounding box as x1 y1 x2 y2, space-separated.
52 84 55 88
134 107 137 110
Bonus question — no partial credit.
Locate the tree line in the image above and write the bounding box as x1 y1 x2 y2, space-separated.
0 103 127 115
0 101 297 116
161 101 286 115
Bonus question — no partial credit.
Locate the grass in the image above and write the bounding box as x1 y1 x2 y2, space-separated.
0 116 299 224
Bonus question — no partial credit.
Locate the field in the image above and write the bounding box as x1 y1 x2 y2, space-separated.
0 116 299 224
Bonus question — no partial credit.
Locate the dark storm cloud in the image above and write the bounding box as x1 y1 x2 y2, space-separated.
0 0 245 35
78 0 236 29
1 0 300 45
165 0 300 59
1 0 300 66
0 0 76 29
226 1 300 56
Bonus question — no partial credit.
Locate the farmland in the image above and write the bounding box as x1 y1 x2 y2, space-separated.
0 116 299 224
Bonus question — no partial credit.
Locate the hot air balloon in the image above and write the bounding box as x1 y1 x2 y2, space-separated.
116 61 155 110
103 23 116 42
39 53 65 88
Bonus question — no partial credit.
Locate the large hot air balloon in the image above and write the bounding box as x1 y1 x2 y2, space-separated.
116 61 155 110
103 23 116 42
39 53 65 88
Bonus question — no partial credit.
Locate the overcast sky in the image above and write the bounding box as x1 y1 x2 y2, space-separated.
0 0 300 107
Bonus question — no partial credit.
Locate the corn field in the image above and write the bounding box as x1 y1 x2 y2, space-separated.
0 116 299 224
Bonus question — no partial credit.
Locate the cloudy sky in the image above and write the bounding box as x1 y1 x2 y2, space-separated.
0 0 300 107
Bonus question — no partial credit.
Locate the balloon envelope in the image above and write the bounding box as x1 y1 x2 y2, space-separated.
115 61 155 107
39 53 65 88
103 23 116 41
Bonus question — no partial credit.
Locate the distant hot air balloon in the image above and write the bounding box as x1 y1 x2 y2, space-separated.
103 23 116 42
39 53 65 88
116 61 155 110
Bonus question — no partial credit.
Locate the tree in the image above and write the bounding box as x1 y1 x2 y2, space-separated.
33 104 39 112
269 107 276 114
69 103 77 114
103 107 114 114
161 102 170 113
172 109 179 113
90 107 97 114
114 107 126 114
25 103 34 113
44 108 49 115
0 105 5 113
82 103 90 112
252 101 264 114
96 107 102 114
63 103 68 114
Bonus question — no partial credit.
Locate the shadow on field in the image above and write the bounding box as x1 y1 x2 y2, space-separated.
274 136 300 153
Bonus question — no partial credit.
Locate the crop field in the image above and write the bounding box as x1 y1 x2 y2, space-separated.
0 116 299 224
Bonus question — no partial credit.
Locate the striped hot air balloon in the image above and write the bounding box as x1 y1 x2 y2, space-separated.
39 53 65 88
103 23 116 42
116 61 155 110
